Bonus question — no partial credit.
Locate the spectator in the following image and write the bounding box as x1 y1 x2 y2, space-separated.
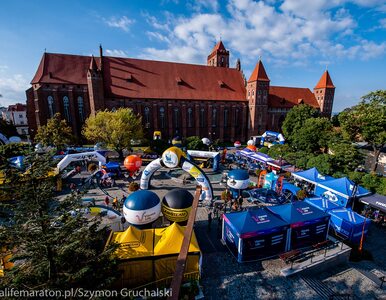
207 210 213 231
120 195 126 207
112 197 118 210
238 195 244 210
104 196 110 206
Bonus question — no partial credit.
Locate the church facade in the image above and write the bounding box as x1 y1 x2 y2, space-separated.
26 42 335 142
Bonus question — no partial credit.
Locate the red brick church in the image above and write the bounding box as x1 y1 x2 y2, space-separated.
26 41 335 142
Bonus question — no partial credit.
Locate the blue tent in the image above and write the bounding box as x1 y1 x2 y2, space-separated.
329 208 371 244
360 193 386 214
292 167 333 184
315 177 370 208
305 197 341 212
222 208 289 262
282 181 301 201
268 201 330 250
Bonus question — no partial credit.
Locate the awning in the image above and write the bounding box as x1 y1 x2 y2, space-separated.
360 193 386 213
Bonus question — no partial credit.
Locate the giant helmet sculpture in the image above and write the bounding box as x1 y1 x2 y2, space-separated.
140 147 214 201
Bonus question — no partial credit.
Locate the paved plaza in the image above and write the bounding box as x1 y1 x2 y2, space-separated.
61 166 386 300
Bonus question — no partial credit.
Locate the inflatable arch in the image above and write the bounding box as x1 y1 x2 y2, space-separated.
140 147 214 201
260 131 285 148
187 150 220 172
0 133 9 145
56 151 106 173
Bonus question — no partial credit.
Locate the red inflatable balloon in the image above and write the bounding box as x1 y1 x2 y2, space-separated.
124 155 142 173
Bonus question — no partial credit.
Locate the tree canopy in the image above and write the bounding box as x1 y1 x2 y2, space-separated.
34 113 74 150
339 90 386 171
0 153 119 290
82 108 143 159
282 104 319 142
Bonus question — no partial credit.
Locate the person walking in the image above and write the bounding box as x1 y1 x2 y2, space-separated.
238 195 244 211
104 196 110 207
207 209 213 232
120 195 126 208
112 197 118 210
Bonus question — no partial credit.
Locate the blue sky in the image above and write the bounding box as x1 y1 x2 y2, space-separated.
0 0 385 112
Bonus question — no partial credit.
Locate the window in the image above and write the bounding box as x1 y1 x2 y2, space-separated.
159 107 165 129
20 121 24 125
63 96 71 122
258 90 262 95
47 96 55 118
252 90 255 96
19 114 23 118
187 107 193 127
263 90 267 96
144 106 150 127
173 107 180 128
248 91 250 97
77 96 84 123
200 108 205 127
212 108 217 127
234 108 239 127
224 108 229 127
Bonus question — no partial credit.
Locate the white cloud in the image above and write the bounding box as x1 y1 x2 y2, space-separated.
104 16 135 32
140 0 386 66
380 18 386 28
105 49 129 57
187 0 219 12
0 67 29 106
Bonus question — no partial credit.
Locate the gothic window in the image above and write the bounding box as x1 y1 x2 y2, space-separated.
252 90 255 96
144 107 150 128
187 107 193 127
63 96 71 122
234 108 239 127
47 96 55 118
224 108 229 127
173 107 179 128
212 108 217 127
159 107 165 129
200 108 205 127
77 96 84 123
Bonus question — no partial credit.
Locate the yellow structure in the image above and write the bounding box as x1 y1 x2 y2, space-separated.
0 248 13 277
108 223 201 288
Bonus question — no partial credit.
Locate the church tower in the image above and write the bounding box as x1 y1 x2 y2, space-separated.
87 50 105 116
207 41 229 67
313 70 335 117
247 59 270 136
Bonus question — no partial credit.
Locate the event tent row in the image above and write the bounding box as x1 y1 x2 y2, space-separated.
305 197 371 244
292 167 371 207
107 223 201 288
222 202 330 262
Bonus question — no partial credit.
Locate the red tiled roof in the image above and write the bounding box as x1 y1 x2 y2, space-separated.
31 53 94 84
103 57 246 101
211 41 226 53
248 60 270 82
269 86 319 108
8 103 26 112
30 53 246 101
314 70 335 89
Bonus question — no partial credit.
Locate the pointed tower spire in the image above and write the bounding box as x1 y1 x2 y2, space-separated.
315 70 334 89
207 40 229 67
89 55 98 71
248 60 270 82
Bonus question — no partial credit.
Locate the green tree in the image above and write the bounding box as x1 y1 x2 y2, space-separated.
339 90 386 171
185 136 206 150
0 153 119 290
34 113 74 150
268 144 292 160
306 154 333 175
0 143 31 160
291 117 333 152
328 140 363 174
83 108 143 159
282 104 319 142
259 146 269 154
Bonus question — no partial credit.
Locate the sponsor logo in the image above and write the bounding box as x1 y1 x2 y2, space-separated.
252 214 270 224
161 206 191 222
162 150 179 168
323 191 338 202
376 201 386 208
122 241 141 248
143 170 150 176
135 211 157 224
196 178 204 182
226 227 234 243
